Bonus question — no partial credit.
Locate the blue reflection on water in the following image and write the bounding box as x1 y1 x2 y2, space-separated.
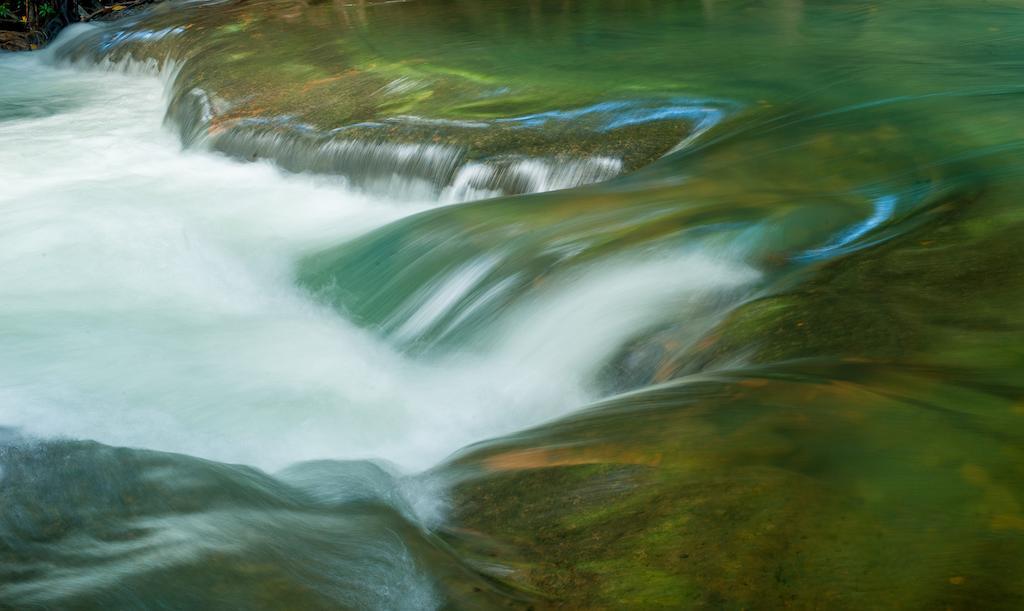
494 98 729 133
794 194 898 262
98 27 186 52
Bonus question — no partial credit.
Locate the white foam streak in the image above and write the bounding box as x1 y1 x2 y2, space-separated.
491 253 757 381
441 156 623 202
391 255 503 343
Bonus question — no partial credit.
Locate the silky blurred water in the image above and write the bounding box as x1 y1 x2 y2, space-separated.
3 0 1024 608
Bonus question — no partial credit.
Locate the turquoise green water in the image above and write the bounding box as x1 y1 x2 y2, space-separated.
2 0 1024 607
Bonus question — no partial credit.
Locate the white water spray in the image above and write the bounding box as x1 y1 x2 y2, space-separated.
0 42 756 473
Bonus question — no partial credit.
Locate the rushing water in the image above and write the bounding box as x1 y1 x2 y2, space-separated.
1 45 717 471
3 0 1024 608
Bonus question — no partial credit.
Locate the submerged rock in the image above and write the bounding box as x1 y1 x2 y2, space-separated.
0 437 524 609
438 361 1024 608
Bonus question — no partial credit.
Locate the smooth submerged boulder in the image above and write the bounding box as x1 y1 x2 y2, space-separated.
0 438 525 609
438 362 1024 608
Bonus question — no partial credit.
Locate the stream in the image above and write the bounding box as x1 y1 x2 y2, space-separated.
2 0 1024 608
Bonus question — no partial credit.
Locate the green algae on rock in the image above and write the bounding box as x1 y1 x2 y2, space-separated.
439 360 1024 608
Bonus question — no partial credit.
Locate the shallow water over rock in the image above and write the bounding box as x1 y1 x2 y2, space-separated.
3 0 1024 607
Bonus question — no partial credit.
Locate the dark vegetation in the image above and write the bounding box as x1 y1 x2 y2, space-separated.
0 0 149 50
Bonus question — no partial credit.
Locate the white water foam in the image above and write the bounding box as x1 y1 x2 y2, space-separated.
0 42 756 474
